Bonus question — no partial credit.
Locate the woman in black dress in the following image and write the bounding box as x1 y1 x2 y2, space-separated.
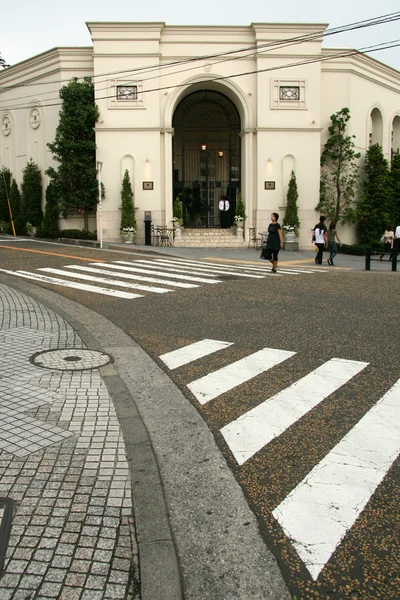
263 212 284 273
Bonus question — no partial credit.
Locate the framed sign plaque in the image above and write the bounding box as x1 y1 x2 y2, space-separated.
143 181 154 190
264 181 275 190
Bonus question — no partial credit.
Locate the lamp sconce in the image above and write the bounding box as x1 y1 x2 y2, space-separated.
201 144 207 151
218 151 224 157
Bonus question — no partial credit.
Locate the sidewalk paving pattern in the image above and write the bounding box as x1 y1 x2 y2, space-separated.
0 284 139 600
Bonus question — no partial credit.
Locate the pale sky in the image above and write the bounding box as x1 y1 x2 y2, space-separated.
2 0 400 72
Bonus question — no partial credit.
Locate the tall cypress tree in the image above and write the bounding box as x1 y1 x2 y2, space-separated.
46 77 99 231
21 160 43 227
120 170 136 231
317 107 360 224
40 181 60 238
9 179 26 235
390 153 400 227
357 144 392 247
283 170 300 234
0 167 12 224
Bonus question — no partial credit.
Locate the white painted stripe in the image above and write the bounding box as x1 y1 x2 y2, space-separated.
64 265 198 289
272 378 400 581
0 269 142 299
152 258 325 274
135 259 264 279
153 258 267 273
221 358 368 466
38 268 171 294
187 348 296 405
160 339 233 370
102 262 221 284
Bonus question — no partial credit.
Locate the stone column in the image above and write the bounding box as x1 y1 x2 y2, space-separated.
163 129 174 226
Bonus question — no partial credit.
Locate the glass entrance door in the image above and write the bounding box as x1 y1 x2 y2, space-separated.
173 91 241 228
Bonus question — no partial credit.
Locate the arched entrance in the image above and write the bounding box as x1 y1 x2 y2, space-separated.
172 90 241 228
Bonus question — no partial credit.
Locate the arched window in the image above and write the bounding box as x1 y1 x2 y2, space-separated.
368 107 383 147
391 115 400 159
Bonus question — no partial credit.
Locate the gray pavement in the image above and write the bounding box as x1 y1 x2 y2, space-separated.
0 263 292 600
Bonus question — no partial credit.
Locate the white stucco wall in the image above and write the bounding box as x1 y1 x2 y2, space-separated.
1 24 399 246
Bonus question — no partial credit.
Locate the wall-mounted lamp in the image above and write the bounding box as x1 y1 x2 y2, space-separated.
218 150 224 157
201 144 207 151
145 158 150 163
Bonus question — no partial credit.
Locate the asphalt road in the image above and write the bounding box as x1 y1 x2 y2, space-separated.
0 238 399 600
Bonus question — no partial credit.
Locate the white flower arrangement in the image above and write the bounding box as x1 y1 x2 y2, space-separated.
234 215 244 224
172 217 179 222
121 226 136 234
283 225 295 232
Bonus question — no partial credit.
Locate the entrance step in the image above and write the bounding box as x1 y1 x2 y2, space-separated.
174 228 246 248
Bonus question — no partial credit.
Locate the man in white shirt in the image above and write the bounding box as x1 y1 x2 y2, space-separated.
219 196 230 229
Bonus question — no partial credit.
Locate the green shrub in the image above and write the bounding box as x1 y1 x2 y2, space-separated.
338 243 369 256
59 229 97 240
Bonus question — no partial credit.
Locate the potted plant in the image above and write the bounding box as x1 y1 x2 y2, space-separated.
283 171 300 244
172 196 183 239
234 194 246 238
120 169 136 243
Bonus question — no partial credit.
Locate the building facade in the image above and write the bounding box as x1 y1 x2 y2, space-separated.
1 22 400 246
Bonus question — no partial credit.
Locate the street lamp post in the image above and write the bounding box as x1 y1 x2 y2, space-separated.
97 161 103 249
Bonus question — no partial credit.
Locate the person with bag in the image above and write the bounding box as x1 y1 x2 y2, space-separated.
312 216 328 265
380 224 394 261
219 196 230 229
327 221 342 266
260 212 283 273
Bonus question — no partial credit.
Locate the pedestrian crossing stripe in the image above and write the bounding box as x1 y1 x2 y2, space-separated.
0 256 327 300
134 259 266 278
149 257 326 275
0 269 142 299
160 339 233 369
273 377 400 580
221 357 368 465
63 264 199 288
187 347 296 404
158 338 400 581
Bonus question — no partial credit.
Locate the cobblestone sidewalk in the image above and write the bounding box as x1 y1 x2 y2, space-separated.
0 284 140 600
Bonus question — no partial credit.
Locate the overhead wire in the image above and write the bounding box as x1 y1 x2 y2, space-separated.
1 11 399 108
0 12 399 111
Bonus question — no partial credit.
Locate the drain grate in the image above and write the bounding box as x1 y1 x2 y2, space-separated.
30 349 114 371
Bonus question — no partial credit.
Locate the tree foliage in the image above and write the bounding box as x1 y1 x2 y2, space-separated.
39 181 60 238
0 167 12 223
21 160 43 227
317 107 360 224
46 77 99 231
283 170 300 234
9 179 26 235
357 144 392 247
120 170 136 230
390 153 400 226
0 53 9 69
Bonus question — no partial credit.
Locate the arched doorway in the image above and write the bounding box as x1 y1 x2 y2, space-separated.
172 90 241 228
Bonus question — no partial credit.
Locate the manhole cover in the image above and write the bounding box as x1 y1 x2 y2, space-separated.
30 349 113 371
0 498 13 577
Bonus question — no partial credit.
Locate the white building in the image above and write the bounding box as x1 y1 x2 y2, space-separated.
1 22 400 247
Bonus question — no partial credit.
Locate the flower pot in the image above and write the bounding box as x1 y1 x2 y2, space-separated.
236 226 244 239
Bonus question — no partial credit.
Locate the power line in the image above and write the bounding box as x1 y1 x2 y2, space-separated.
2 38 399 113
0 11 399 109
